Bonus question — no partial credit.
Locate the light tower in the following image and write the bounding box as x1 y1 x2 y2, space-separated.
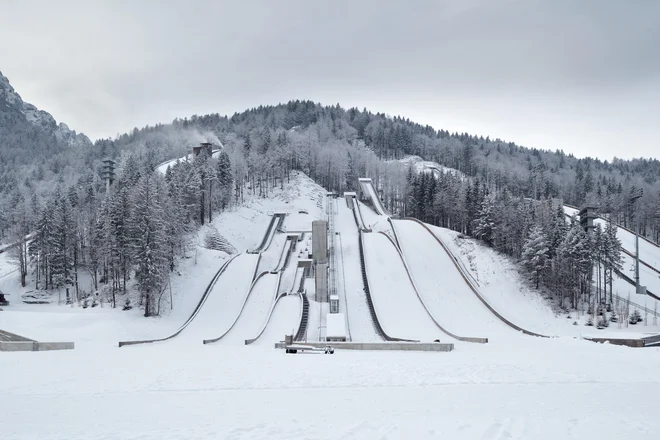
630 188 645 294
102 158 116 192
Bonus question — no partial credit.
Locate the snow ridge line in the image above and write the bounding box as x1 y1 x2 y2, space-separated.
202 270 272 344
118 253 241 347
403 218 552 338
564 203 660 250
377 230 488 344
359 231 417 343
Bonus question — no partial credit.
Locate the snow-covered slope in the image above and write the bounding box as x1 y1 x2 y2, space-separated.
252 295 301 346
334 198 380 341
363 232 444 341
219 272 280 344
394 220 515 341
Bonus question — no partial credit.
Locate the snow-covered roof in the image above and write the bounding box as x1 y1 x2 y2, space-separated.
343 192 357 197
326 313 346 338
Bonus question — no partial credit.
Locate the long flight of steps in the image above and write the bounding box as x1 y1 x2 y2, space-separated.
295 294 310 341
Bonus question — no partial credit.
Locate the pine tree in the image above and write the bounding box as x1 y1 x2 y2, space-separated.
521 225 549 289
130 174 168 317
473 194 496 245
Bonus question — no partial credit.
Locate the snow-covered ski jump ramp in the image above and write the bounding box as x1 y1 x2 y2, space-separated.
358 178 388 216
396 218 550 339
118 252 255 347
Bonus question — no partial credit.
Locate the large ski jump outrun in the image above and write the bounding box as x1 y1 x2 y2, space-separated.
2 160 660 439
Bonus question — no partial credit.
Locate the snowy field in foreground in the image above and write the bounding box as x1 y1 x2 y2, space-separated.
2 338 660 439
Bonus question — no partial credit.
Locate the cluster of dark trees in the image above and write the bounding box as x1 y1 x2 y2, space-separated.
404 170 623 309
2 94 660 315
7 149 232 316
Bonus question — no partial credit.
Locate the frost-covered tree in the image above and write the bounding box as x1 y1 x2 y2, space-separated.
521 225 549 289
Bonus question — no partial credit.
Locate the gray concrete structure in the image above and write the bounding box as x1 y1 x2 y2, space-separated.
312 220 328 264
0 341 75 351
315 262 328 303
275 341 454 352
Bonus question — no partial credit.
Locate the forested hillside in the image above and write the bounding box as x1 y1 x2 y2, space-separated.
2 69 659 315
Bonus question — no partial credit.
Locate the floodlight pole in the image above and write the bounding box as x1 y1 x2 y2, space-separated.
630 188 643 294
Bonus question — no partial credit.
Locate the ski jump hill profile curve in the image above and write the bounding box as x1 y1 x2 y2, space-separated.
357 176 549 339
118 253 241 347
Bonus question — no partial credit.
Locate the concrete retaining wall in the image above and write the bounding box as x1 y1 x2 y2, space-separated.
275 341 454 352
585 334 660 348
0 341 74 352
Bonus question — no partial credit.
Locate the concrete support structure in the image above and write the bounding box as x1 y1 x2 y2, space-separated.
275 341 454 352
312 220 329 303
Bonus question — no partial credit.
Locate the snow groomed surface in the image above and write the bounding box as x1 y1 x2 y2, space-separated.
362 232 445 342
250 295 301 346
396 219 548 340
205 271 280 345
118 252 257 347
334 197 381 341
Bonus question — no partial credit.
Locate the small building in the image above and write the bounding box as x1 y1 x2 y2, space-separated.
329 294 339 313
326 313 347 342
192 142 213 157
579 206 599 232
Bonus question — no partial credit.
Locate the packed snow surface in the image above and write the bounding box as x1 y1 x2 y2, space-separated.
334 198 380 341
394 220 517 341
2 338 660 439
174 253 258 342
252 294 300 346
220 272 279 344
363 232 443 341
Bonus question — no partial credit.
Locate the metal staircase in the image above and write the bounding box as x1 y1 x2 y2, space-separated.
294 293 310 341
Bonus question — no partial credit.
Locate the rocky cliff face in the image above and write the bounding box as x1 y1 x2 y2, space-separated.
0 70 90 149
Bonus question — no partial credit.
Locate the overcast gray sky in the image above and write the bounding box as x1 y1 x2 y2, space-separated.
1 0 658 159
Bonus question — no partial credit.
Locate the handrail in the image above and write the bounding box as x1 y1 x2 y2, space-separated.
202 270 272 344
118 253 240 347
377 230 487 343
358 230 417 342
403 218 551 338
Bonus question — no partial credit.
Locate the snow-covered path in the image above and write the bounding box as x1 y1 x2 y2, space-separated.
219 272 279 345
252 295 300 346
335 198 380 341
363 232 444 341
394 220 516 341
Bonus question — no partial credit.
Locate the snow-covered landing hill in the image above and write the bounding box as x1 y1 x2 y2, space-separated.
0 171 327 347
